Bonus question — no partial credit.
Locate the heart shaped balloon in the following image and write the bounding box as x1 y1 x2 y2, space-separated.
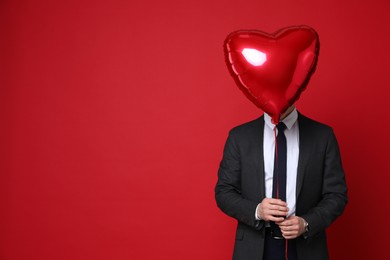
224 25 320 123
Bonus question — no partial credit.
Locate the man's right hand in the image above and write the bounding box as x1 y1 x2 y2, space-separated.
256 198 289 222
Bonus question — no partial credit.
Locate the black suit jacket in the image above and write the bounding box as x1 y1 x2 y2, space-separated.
215 113 348 260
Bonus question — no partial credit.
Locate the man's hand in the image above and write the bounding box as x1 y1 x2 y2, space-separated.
256 198 288 222
278 216 306 239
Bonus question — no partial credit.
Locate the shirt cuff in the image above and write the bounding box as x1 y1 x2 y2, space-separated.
255 203 261 220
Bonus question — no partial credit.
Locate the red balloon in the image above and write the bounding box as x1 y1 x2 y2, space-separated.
224 25 320 123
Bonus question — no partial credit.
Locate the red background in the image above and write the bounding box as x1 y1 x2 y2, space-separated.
1 0 389 259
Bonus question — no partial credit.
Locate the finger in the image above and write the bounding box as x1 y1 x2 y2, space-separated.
265 208 288 216
267 204 289 213
264 205 285 212
265 210 288 219
267 198 288 206
283 234 298 240
279 220 293 226
282 231 297 237
263 198 286 207
267 215 285 222
267 204 289 212
280 225 299 232
279 217 299 226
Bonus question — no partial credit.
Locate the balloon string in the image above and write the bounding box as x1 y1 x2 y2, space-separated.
285 240 288 260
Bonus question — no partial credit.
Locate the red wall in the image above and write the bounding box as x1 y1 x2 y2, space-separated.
1 0 389 259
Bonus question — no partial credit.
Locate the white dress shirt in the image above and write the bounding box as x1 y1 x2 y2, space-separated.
256 108 299 219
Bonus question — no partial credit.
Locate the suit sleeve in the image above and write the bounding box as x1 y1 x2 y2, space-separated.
301 129 348 237
215 130 263 230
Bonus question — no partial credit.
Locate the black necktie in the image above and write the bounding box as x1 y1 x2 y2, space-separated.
271 122 287 239
272 122 287 201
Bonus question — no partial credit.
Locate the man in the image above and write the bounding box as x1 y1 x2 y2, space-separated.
215 105 348 260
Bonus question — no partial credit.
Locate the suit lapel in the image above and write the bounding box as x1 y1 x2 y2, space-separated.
296 114 311 199
255 117 266 198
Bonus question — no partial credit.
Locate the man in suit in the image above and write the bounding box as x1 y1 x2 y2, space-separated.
215 105 348 260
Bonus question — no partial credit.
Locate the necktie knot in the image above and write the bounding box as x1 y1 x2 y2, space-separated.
276 122 286 133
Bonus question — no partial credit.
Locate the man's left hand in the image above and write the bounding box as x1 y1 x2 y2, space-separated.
278 216 306 239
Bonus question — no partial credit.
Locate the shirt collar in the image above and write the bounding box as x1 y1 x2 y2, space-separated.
264 108 298 130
